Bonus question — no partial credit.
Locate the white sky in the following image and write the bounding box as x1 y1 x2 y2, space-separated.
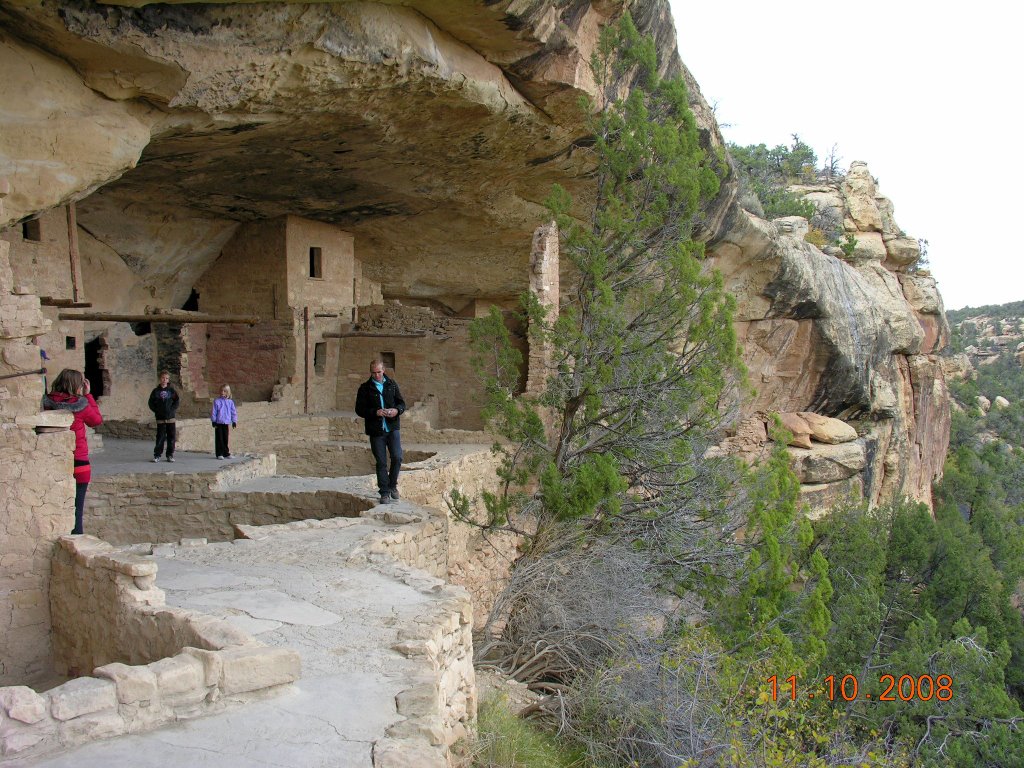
670 1 1023 311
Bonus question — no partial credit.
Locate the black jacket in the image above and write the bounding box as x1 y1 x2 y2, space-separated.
148 385 180 421
355 376 406 436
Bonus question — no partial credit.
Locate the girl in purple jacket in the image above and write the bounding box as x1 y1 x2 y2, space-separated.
211 384 238 459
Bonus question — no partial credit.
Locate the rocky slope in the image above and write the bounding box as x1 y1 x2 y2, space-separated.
0 0 950 510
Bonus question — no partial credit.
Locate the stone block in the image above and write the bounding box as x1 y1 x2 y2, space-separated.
181 647 223 687
93 553 158 577
57 710 126 743
0 686 46 723
395 682 441 717
94 662 158 704
0 717 51 756
149 654 205 696
49 677 117 721
218 647 301 695
187 615 255 651
372 738 447 768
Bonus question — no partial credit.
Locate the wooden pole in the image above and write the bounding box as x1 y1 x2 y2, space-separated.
303 306 310 415
58 312 260 324
66 202 83 303
322 331 428 339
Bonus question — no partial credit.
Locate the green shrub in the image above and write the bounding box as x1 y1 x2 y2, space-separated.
471 697 585 768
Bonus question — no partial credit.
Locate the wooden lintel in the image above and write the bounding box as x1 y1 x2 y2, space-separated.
313 312 339 318
41 297 93 308
322 331 428 339
57 312 260 325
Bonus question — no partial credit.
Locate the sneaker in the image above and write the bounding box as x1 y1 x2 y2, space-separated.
224 454 232 459
380 495 397 505
151 457 161 462
166 456 175 463
389 488 400 500
217 456 225 460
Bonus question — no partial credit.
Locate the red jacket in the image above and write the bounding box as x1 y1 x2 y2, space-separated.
43 392 102 482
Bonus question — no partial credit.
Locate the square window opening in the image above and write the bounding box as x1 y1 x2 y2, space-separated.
22 219 42 242
65 336 77 350
381 351 395 371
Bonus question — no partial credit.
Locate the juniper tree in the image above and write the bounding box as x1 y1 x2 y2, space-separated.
456 13 743 565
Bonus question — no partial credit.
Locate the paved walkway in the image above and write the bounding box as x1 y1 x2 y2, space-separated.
16 521 450 768
10 438 478 767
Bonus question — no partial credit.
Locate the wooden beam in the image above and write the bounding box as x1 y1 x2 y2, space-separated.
57 312 260 325
40 298 93 308
322 331 428 339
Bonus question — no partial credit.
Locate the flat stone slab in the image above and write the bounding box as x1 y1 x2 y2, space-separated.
187 588 342 627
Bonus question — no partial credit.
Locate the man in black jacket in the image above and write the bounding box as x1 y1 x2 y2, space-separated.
354 359 406 505
148 370 180 462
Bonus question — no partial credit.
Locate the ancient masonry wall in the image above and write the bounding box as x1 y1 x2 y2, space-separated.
99 407 332 453
338 304 485 419
88 455 374 545
194 219 293 403
526 221 559 395
0 179 80 687
0 536 300 761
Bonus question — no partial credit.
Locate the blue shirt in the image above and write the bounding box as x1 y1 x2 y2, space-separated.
373 379 389 433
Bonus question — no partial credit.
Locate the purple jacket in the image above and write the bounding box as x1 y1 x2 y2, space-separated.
211 397 237 425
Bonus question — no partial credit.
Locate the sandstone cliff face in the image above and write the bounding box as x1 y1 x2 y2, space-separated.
711 163 950 510
0 0 949 510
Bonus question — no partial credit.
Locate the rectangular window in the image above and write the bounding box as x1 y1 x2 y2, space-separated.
22 219 41 242
314 342 326 374
65 336 77 350
381 351 395 371
309 247 323 278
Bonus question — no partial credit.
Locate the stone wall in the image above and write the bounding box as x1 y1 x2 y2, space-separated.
337 304 486 430
275 442 436 478
0 536 300 761
88 455 375 545
0 180 82 687
99 409 332 453
0 421 75 686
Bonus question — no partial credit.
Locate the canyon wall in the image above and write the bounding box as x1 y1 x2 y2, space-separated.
0 1 949 524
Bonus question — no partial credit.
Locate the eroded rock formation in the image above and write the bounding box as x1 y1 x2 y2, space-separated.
0 2 949 509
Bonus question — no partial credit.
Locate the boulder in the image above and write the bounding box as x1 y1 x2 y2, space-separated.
884 236 921 268
977 395 992 413
841 162 883 231
788 440 867 484
774 412 812 449
994 396 1010 409
796 412 858 444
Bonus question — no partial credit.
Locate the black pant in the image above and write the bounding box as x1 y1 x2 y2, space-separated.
214 423 231 457
73 482 88 534
154 421 176 458
370 430 402 497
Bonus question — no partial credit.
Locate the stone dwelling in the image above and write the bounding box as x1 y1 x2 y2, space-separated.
0 0 952 762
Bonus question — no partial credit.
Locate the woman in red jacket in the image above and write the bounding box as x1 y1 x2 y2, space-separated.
43 369 102 534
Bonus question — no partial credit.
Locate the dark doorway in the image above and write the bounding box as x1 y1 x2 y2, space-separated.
84 337 108 397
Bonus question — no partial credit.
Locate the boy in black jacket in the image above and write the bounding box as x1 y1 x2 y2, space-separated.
148 370 180 462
